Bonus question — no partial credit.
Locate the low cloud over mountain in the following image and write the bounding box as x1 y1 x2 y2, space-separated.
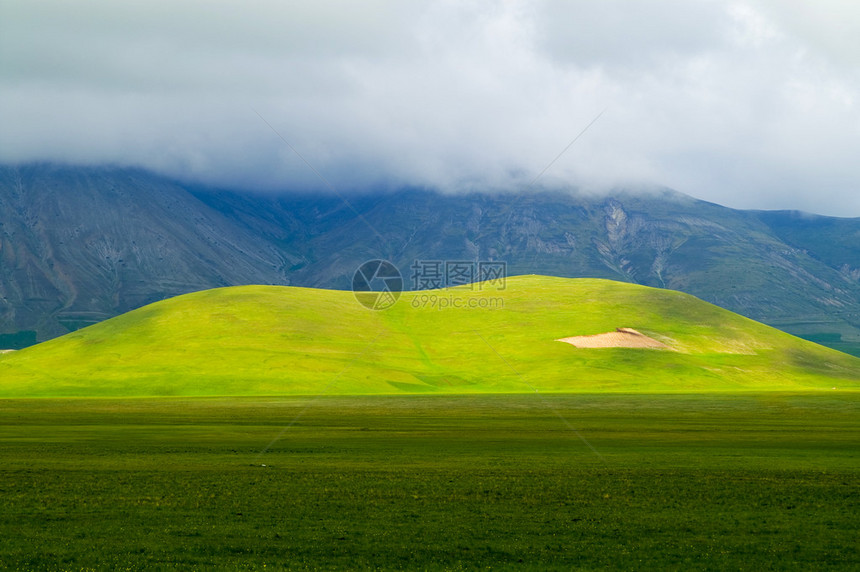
2 1 860 215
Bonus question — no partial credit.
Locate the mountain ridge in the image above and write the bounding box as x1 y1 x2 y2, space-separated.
1 163 858 355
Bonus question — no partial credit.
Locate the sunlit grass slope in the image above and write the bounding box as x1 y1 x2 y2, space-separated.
1 276 857 397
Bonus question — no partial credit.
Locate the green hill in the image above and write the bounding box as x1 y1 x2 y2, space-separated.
0 276 857 397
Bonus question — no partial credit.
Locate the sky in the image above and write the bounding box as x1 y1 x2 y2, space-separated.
1 0 859 216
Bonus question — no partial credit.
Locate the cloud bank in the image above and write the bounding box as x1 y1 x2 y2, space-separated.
1 0 859 215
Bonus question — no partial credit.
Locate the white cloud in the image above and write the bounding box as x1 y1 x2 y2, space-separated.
1 0 858 215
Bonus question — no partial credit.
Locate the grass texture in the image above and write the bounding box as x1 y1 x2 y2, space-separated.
0 394 857 570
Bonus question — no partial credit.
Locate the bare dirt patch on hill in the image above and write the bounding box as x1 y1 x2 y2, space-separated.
556 328 673 350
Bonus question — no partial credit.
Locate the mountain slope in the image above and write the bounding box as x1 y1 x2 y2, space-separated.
0 164 295 345
0 276 857 397
752 210 860 355
1 164 858 354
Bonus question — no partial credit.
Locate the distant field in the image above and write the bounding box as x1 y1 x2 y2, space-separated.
796 332 860 359
1 276 858 397
1 394 858 570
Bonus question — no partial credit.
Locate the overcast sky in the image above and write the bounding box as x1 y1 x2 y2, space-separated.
1 1 859 215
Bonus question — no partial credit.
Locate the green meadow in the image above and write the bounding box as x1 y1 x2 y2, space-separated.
1 276 858 397
1 394 858 570
1 277 858 569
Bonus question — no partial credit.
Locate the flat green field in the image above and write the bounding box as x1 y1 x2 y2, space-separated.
1 394 858 570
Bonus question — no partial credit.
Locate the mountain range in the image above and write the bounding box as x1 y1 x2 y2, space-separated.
1 163 858 356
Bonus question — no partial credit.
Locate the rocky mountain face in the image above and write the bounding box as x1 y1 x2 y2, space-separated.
0 165 296 347
1 164 858 356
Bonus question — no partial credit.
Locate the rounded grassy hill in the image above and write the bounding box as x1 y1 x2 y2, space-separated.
1 276 857 397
